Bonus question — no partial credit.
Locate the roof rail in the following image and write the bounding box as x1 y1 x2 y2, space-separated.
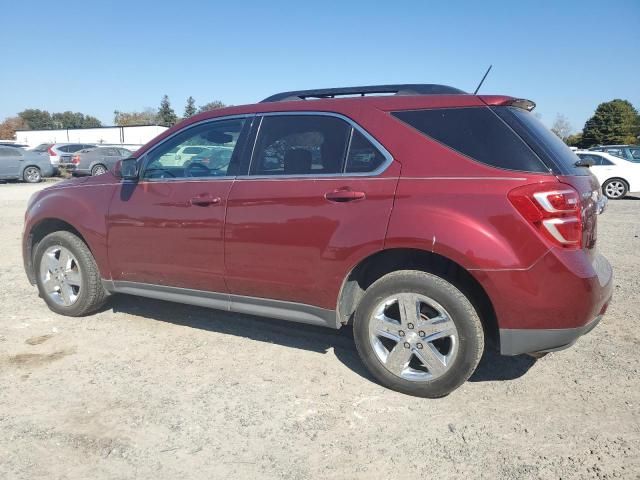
260 84 466 103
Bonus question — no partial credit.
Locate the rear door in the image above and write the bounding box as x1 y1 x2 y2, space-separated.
107 116 252 292
224 113 399 310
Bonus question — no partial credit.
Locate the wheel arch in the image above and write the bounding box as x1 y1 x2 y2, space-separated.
25 218 91 284
337 248 499 348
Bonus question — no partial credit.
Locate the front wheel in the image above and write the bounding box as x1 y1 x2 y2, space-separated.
602 179 628 199
23 166 42 183
353 270 484 398
34 231 109 316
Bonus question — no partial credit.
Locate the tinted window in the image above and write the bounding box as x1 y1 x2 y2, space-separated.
119 148 132 157
143 118 247 180
493 107 587 175
605 148 624 159
629 148 640 161
393 107 548 173
33 144 51 152
345 130 386 173
578 154 602 165
0 147 16 157
251 115 350 175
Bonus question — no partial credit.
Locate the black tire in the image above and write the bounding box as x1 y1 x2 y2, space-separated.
353 270 484 398
23 166 42 183
602 178 628 199
33 231 109 316
91 164 107 176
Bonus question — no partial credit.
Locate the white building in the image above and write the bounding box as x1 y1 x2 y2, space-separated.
15 125 168 148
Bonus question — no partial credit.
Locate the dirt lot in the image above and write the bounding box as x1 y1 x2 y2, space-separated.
1 181 638 480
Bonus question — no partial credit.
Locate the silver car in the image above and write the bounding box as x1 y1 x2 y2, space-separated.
64 146 132 176
0 146 54 183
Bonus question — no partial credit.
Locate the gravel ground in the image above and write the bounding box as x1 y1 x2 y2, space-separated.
1 181 639 480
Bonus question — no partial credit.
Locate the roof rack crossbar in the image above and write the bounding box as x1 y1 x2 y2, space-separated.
260 84 466 103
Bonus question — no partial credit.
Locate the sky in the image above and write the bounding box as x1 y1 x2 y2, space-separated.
1 0 638 133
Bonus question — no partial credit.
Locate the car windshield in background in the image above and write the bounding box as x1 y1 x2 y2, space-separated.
33 144 52 152
494 106 586 175
629 147 640 162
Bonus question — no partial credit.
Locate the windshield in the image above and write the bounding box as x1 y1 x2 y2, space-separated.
33 143 52 152
629 147 640 162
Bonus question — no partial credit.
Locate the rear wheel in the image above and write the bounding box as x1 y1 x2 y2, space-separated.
602 179 628 199
91 164 107 176
353 270 484 398
23 166 41 183
34 231 109 316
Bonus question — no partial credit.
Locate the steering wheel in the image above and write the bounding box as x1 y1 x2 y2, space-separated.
185 161 210 178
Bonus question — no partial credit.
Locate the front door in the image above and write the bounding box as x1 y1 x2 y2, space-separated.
224 114 399 310
107 116 252 292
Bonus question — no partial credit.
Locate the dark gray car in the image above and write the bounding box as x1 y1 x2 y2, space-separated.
0 146 54 183
63 147 132 176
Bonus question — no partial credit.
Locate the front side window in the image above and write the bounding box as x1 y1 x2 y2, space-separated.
251 115 350 175
142 118 247 180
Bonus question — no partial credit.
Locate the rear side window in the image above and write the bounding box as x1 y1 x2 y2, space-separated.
251 115 351 175
392 107 548 173
345 130 386 173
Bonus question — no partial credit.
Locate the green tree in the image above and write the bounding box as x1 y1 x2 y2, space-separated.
581 99 640 147
114 108 158 126
157 95 178 126
184 96 197 118
18 109 54 129
565 133 583 147
198 100 227 113
51 111 102 128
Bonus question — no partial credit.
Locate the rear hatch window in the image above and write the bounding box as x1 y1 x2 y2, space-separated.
392 107 549 173
492 106 588 176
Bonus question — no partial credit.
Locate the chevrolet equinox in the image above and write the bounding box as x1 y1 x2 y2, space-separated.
22 84 613 397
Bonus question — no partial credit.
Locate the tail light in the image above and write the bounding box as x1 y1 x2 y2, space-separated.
71 155 80 164
48 147 57 156
508 182 582 249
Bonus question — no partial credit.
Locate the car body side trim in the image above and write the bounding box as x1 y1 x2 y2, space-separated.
102 280 339 329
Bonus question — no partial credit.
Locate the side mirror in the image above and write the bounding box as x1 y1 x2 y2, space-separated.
115 158 139 180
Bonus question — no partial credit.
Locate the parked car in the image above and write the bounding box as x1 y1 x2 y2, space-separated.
22 84 613 398
62 147 132 176
576 150 640 199
0 145 54 182
47 143 96 166
589 145 640 163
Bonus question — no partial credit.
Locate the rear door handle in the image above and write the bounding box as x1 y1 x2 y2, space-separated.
324 189 366 203
190 195 221 206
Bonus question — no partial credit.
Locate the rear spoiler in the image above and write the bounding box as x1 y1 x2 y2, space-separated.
478 95 536 112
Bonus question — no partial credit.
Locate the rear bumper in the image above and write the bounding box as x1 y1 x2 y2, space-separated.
475 249 613 355
499 314 603 355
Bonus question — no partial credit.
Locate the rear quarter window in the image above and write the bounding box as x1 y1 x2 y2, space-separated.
392 107 549 173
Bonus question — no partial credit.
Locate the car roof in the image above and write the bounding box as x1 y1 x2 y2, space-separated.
135 87 525 158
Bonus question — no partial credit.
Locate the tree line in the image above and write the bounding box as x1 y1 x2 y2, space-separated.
0 95 227 139
552 99 639 148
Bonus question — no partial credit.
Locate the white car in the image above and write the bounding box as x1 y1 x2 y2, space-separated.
576 151 640 199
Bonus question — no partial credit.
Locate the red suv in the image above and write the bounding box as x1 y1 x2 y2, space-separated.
22 84 613 397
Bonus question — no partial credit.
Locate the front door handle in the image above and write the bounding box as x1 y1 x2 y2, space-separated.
324 189 366 203
190 195 221 206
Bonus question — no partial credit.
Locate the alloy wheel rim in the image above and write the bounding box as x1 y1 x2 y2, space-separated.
605 181 624 198
39 245 82 306
93 166 106 175
25 167 40 182
369 293 459 382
